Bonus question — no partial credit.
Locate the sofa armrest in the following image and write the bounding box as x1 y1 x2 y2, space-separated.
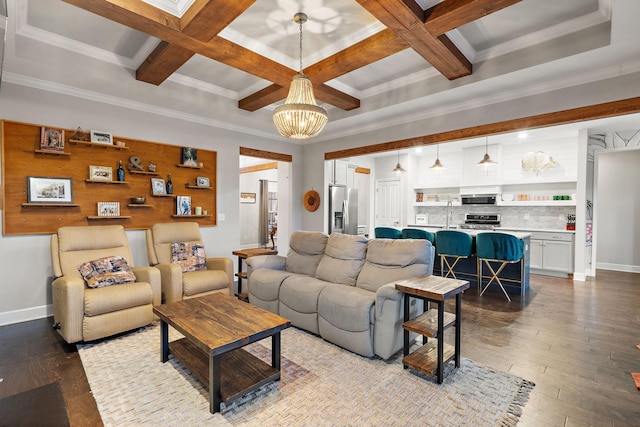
132 266 162 306
246 255 286 277
205 257 234 294
152 263 184 303
375 282 404 318
52 276 86 344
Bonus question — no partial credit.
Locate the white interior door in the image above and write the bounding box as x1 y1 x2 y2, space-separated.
375 179 401 227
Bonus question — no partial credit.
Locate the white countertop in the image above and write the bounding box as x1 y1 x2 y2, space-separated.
496 227 575 234
404 225 531 239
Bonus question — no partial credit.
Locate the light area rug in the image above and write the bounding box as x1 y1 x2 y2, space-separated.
78 323 534 426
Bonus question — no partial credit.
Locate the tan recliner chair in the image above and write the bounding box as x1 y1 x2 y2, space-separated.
51 225 161 344
145 222 234 303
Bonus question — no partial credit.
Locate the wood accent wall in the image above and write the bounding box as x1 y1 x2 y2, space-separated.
2 120 217 235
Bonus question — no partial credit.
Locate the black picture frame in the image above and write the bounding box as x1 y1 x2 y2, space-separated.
181 147 198 166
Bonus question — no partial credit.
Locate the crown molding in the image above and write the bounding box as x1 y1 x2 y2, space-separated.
2 72 282 141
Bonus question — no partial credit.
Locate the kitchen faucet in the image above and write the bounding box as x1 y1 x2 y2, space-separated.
446 200 453 229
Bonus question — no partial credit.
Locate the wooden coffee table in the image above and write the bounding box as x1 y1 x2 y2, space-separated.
153 293 291 414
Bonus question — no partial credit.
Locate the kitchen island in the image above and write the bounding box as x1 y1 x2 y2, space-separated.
401 226 531 297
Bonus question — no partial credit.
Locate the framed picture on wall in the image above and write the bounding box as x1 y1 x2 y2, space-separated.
27 176 73 203
240 192 256 204
89 165 113 181
151 178 166 195
90 130 113 145
97 202 120 217
40 127 65 152
181 147 198 166
177 196 191 215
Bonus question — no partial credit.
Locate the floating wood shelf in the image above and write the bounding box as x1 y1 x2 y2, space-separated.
85 179 128 184
151 194 176 198
69 139 130 150
185 184 211 189
34 150 70 156
127 204 153 208
86 216 132 220
22 203 80 208
170 214 210 219
176 163 202 169
128 170 159 176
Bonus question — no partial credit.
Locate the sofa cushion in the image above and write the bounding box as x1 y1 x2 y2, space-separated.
84 282 153 316
315 233 368 286
78 255 136 288
249 269 292 302
182 269 228 297
285 231 328 276
279 275 332 315
171 242 207 273
356 239 432 293
318 285 375 332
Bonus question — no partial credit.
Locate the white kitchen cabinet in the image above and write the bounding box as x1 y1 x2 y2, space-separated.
330 160 349 185
529 231 574 277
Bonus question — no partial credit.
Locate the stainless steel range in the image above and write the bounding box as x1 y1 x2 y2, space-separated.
459 213 501 230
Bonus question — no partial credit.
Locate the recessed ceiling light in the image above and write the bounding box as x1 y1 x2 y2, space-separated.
415 147 422 153
518 132 529 139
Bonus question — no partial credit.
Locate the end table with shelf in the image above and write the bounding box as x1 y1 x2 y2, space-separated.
395 275 469 384
232 248 278 301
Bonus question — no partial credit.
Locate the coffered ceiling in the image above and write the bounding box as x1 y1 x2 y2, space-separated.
3 0 637 143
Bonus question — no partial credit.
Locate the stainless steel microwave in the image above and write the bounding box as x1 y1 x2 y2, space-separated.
461 194 497 205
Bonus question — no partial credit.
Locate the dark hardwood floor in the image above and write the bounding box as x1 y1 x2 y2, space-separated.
0 270 638 426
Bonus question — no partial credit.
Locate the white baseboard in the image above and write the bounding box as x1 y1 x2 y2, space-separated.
572 272 587 281
0 304 53 326
595 262 640 273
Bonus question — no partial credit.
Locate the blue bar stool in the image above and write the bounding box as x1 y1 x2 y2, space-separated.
401 228 435 245
435 230 473 280
476 232 525 302
374 227 402 239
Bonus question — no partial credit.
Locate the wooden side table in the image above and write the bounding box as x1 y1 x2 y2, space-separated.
395 275 470 384
232 248 278 301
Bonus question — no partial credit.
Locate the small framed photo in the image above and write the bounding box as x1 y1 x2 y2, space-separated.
181 147 198 166
27 176 73 203
97 202 120 217
196 176 210 187
151 178 166 195
89 165 113 181
177 196 192 215
90 130 113 145
240 192 256 204
40 127 65 152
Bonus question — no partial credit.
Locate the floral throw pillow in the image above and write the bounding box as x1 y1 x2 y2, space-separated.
171 242 207 273
78 255 136 288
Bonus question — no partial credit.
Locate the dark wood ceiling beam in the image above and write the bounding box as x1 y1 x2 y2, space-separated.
65 0 360 111
355 0 471 79
305 28 408 83
240 29 405 112
324 96 640 160
136 0 255 85
63 0 295 85
424 0 523 36
239 84 287 112
315 84 360 111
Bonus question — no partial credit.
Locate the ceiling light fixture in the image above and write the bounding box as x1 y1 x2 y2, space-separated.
477 137 497 167
392 150 406 173
430 144 445 169
273 13 328 140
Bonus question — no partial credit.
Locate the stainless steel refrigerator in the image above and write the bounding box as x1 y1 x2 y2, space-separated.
328 185 358 235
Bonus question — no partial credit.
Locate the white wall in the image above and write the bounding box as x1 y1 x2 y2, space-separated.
0 82 303 325
595 149 640 272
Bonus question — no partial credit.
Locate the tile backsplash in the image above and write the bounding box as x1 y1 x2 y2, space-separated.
415 205 576 230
